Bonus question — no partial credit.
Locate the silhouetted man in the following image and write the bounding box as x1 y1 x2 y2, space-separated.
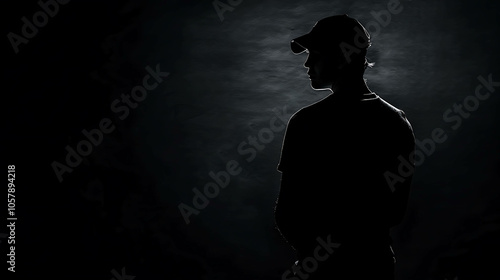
274 15 415 280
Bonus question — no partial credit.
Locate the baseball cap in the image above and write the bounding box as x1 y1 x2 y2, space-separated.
290 14 371 56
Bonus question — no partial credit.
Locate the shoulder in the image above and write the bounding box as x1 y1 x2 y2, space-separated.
377 97 402 113
374 97 413 136
289 94 332 123
377 97 410 120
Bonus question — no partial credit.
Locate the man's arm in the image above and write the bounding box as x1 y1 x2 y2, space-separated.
389 172 413 227
274 112 304 249
274 171 301 249
389 112 416 227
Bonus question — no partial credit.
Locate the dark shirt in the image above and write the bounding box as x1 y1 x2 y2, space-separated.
275 91 415 258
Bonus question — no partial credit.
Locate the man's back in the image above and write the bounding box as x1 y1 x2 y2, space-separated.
275 92 415 278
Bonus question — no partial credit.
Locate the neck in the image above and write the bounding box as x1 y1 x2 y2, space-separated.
330 76 372 96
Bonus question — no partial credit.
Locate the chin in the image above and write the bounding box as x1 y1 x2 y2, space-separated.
310 81 332 91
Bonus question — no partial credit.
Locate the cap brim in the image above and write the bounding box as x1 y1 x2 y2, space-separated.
290 33 312 54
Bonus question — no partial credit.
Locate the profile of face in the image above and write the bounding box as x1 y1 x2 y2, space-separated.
304 49 346 90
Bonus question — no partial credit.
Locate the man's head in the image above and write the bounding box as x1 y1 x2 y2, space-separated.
291 15 372 90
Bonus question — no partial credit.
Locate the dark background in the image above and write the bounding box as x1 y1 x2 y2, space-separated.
3 0 500 279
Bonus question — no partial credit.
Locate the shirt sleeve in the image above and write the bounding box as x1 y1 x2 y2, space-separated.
388 109 416 226
277 112 302 173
